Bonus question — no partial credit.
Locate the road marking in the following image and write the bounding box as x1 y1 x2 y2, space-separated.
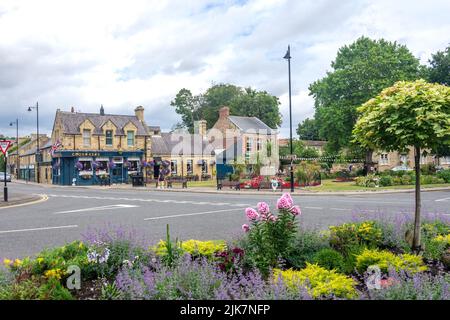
0 225 78 234
304 206 323 210
47 194 239 207
0 194 48 210
436 197 450 202
144 207 245 221
54 204 139 214
330 208 352 211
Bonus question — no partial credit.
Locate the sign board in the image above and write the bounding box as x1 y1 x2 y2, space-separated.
0 140 12 155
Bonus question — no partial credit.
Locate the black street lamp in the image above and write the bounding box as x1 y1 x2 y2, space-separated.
9 119 19 179
27 102 40 183
283 45 294 193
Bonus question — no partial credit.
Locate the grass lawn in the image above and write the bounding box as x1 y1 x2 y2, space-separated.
302 179 450 192
186 180 217 188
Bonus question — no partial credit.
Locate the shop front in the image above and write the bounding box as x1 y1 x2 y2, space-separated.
52 150 144 186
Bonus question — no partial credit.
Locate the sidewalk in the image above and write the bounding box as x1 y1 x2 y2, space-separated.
0 192 44 208
12 179 450 196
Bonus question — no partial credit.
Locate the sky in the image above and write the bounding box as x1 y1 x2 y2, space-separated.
0 0 449 139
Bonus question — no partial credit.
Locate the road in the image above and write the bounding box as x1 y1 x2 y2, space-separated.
1 182 449 259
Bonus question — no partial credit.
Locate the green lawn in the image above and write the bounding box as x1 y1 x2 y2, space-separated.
186 180 217 188
302 179 450 192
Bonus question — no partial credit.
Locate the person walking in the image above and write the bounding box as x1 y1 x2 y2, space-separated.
158 171 165 189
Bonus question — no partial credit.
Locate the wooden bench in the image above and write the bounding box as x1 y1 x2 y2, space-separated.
166 178 188 189
257 181 283 191
217 180 240 190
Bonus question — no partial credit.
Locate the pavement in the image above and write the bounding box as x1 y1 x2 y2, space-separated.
0 181 449 260
0 191 44 208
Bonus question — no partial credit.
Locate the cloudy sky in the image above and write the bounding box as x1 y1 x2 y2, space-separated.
0 0 449 138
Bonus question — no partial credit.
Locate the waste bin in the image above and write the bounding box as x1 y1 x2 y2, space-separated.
131 174 144 187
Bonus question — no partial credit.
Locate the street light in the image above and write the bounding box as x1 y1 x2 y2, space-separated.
283 45 294 193
9 119 19 179
27 102 40 183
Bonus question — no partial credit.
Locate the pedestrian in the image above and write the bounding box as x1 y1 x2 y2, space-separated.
158 171 165 189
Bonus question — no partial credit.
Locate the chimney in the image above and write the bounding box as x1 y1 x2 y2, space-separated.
135 106 144 122
71 106 75 113
219 106 230 119
100 104 105 116
194 120 207 137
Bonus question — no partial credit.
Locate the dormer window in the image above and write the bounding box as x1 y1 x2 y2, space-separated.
105 130 113 146
83 129 91 147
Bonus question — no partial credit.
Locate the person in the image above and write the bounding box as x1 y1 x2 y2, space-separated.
270 177 278 192
158 171 165 189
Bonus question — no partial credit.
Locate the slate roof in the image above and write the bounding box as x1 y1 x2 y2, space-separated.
228 116 273 133
56 111 149 136
151 132 215 156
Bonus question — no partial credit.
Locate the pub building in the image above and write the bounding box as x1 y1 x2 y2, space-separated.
50 105 151 186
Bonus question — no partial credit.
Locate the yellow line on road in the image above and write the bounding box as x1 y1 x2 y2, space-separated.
0 194 48 210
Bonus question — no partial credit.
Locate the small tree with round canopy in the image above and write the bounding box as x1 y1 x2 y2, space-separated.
353 79 450 251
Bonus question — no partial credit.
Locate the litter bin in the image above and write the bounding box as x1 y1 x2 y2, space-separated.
131 174 144 187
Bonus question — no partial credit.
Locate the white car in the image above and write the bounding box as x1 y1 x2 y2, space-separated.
0 172 12 182
390 166 413 172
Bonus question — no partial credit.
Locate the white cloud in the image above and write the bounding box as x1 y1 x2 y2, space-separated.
0 0 449 138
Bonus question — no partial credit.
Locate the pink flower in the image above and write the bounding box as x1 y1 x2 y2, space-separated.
245 208 259 221
257 202 270 215
242 224 250 232
290 206 301 216
281 193 293 207
269 215 278 222
276 197 291 210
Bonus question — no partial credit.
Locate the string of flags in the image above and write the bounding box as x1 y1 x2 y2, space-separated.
280 155 365 163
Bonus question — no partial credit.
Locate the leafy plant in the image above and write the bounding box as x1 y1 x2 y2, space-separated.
311 248 346 273
329 221 383 253
284 229 330 269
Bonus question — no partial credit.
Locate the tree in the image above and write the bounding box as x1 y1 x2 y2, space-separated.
171 84 281 131
230 88 282 129
309 36 421 159
427 45 450 85
353 80 450 252
297 118 320 140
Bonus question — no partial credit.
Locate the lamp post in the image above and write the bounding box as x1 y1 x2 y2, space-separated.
283 45 294 193
27 102 40 183
9 119 19 179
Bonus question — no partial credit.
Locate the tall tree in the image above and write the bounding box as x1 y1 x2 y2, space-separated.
427 45 450 86
296 118 320 140
230 88 281 129
353 80 450 252
171 84 282 131
309 37 421 155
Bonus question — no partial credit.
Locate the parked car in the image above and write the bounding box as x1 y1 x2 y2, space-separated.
0 172 11 182
391 166 413 172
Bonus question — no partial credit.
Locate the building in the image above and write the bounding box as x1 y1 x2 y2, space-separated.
373 148 450 171
51 106 151 185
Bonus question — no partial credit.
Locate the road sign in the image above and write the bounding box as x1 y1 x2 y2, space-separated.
0 140 12 155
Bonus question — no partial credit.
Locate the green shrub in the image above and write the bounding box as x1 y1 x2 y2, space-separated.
437 169 450 183
329 221 383 253
400 174 412 185
420 175 444 185
355 249 427 274
420 164 437 175
379 175 393 187
273 264 359 299
355 175 378 187
311 248 345 272
284 229 330 269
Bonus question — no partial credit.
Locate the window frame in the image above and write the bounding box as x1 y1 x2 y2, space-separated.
127 131 135 147
83 129 91 147
105 130 113 146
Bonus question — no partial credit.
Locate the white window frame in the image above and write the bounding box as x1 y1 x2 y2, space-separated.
186 159 193 174
380 153 388 165
127 131 135 147
105 130 113 146
170 160 177 175
83 129 91 147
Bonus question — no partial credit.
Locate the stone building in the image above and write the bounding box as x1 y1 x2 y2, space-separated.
373 148 450 171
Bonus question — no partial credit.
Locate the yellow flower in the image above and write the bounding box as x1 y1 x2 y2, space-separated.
13 259 23 267
37 257 44 264
44 268 64 280
3 258 12 267
78 242 84 249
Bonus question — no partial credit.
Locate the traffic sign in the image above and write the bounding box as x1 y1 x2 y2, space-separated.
0 140 12 155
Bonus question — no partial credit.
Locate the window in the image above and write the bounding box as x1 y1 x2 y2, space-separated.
83 129 91 147
400 154 407 165
420 155 427 165
380 153 389 165
201 160 207 174
186 160 193 174
170 160 177 175
105 130 113 146
246 137 253 160
127 131 135 146
441 156 450 165
257 138 262 151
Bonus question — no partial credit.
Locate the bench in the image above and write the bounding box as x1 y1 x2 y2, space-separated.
256 181 283 191
217 180 240 190
166 178 188 189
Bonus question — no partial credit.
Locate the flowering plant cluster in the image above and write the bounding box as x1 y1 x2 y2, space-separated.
241 193 301 276
214 247 245 273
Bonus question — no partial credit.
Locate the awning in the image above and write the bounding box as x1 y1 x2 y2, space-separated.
78 157 93 161
96 157 109 162
127 157 140 161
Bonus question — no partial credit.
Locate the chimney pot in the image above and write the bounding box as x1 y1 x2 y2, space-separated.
135 106 145 122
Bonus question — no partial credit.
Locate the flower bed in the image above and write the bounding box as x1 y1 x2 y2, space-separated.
1 195 449 300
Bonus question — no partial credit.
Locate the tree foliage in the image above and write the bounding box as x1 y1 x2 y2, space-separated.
297 118 320 140
170 84 281 132
427 45 450 86
309 37 421 152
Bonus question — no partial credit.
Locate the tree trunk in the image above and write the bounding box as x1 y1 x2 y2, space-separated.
412 146 422 252
364 149 373 176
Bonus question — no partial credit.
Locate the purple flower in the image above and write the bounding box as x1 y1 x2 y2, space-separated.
245 208 259 221
75 161 83 171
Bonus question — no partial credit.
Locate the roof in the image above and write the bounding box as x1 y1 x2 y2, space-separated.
228 116 273 133
148 125 161 132
56 111 149 136
302 140 327 147
151 132 215 156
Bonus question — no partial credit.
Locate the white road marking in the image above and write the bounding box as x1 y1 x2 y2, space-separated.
144 207 245 221
436 197 450 202
0 225 78 234
330 208 352 211
54 204 138 214
304 206 323 210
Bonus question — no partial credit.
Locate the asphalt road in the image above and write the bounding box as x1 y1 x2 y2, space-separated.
1 182 449 259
